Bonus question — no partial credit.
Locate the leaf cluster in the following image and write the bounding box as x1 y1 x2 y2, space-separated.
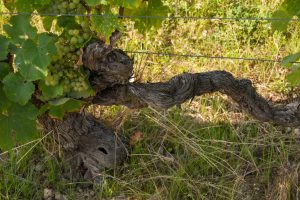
272 0 300 87
0 0 171 149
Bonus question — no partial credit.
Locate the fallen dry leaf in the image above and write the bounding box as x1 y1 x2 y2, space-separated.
130 131 142 146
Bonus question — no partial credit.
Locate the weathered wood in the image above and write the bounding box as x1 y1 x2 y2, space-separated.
93 70 300 127
39 41 300 181
37 42 133 181
39 113 127 180
82 41 133 91
83 42 300 127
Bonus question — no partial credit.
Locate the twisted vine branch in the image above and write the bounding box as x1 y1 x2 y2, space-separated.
83 42 300 127
37 41 300 181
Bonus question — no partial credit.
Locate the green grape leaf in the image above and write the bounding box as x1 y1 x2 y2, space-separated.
38 97 70 116
0 85 11 112
14 0 51 12
271 0 300 31
2 73 35 105
39 81 64 101
132 0 169 33
57 16 78 29
4 15 37 44
48 97 70 106
48 98 82 119
16 34 56 81
91 8 122 41
271 10 291 32
2 0 15 11
38 104 50 116
0 88 38 150
37 33 57 56
287 67 300 86
0 63 10 80
41 16 55 31
282 52 300 67
87 0 141 8
68 85 95 98
86 0 109 6
283 0 300 14
112 0 142 8
0 35 9 60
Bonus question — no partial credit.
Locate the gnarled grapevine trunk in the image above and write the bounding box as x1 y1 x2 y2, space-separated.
38 41 134 181
93 71 300 127
39 113 127 180
82 42 300 128
41 41 300 181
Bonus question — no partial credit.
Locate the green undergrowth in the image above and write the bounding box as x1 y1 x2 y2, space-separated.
1 0 300 199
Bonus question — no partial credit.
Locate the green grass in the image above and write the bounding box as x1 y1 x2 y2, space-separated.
1 0 300 199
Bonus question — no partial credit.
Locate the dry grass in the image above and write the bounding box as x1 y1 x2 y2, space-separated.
1 0 300 199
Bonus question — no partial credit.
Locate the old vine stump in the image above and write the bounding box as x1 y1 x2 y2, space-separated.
40 113 127 180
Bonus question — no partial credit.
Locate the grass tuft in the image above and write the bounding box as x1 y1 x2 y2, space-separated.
2 0 300 199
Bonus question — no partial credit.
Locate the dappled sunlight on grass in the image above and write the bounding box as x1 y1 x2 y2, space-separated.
2 0 300 199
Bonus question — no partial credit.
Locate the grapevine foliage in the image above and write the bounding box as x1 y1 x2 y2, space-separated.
0 0 170 150
272 0 300 87
126 0 169 33
91 7 122 41
3 73 35 105
0 87 38 150
0 36 9 60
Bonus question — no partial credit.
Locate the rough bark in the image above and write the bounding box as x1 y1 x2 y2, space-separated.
82 42 300 128
91 71 300 127
37 42 134 181
39 113 127 180
38 41 300 181
82 41 133 91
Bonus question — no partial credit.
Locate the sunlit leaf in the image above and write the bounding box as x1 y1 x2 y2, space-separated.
4 15 37 44
91 8 122 41
2 73 35 105
48 98 82 119
0 35 9 60
282 52 300 67
0 87 38 150
271 0 300 31
131 0 169 33
287 67 300 86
